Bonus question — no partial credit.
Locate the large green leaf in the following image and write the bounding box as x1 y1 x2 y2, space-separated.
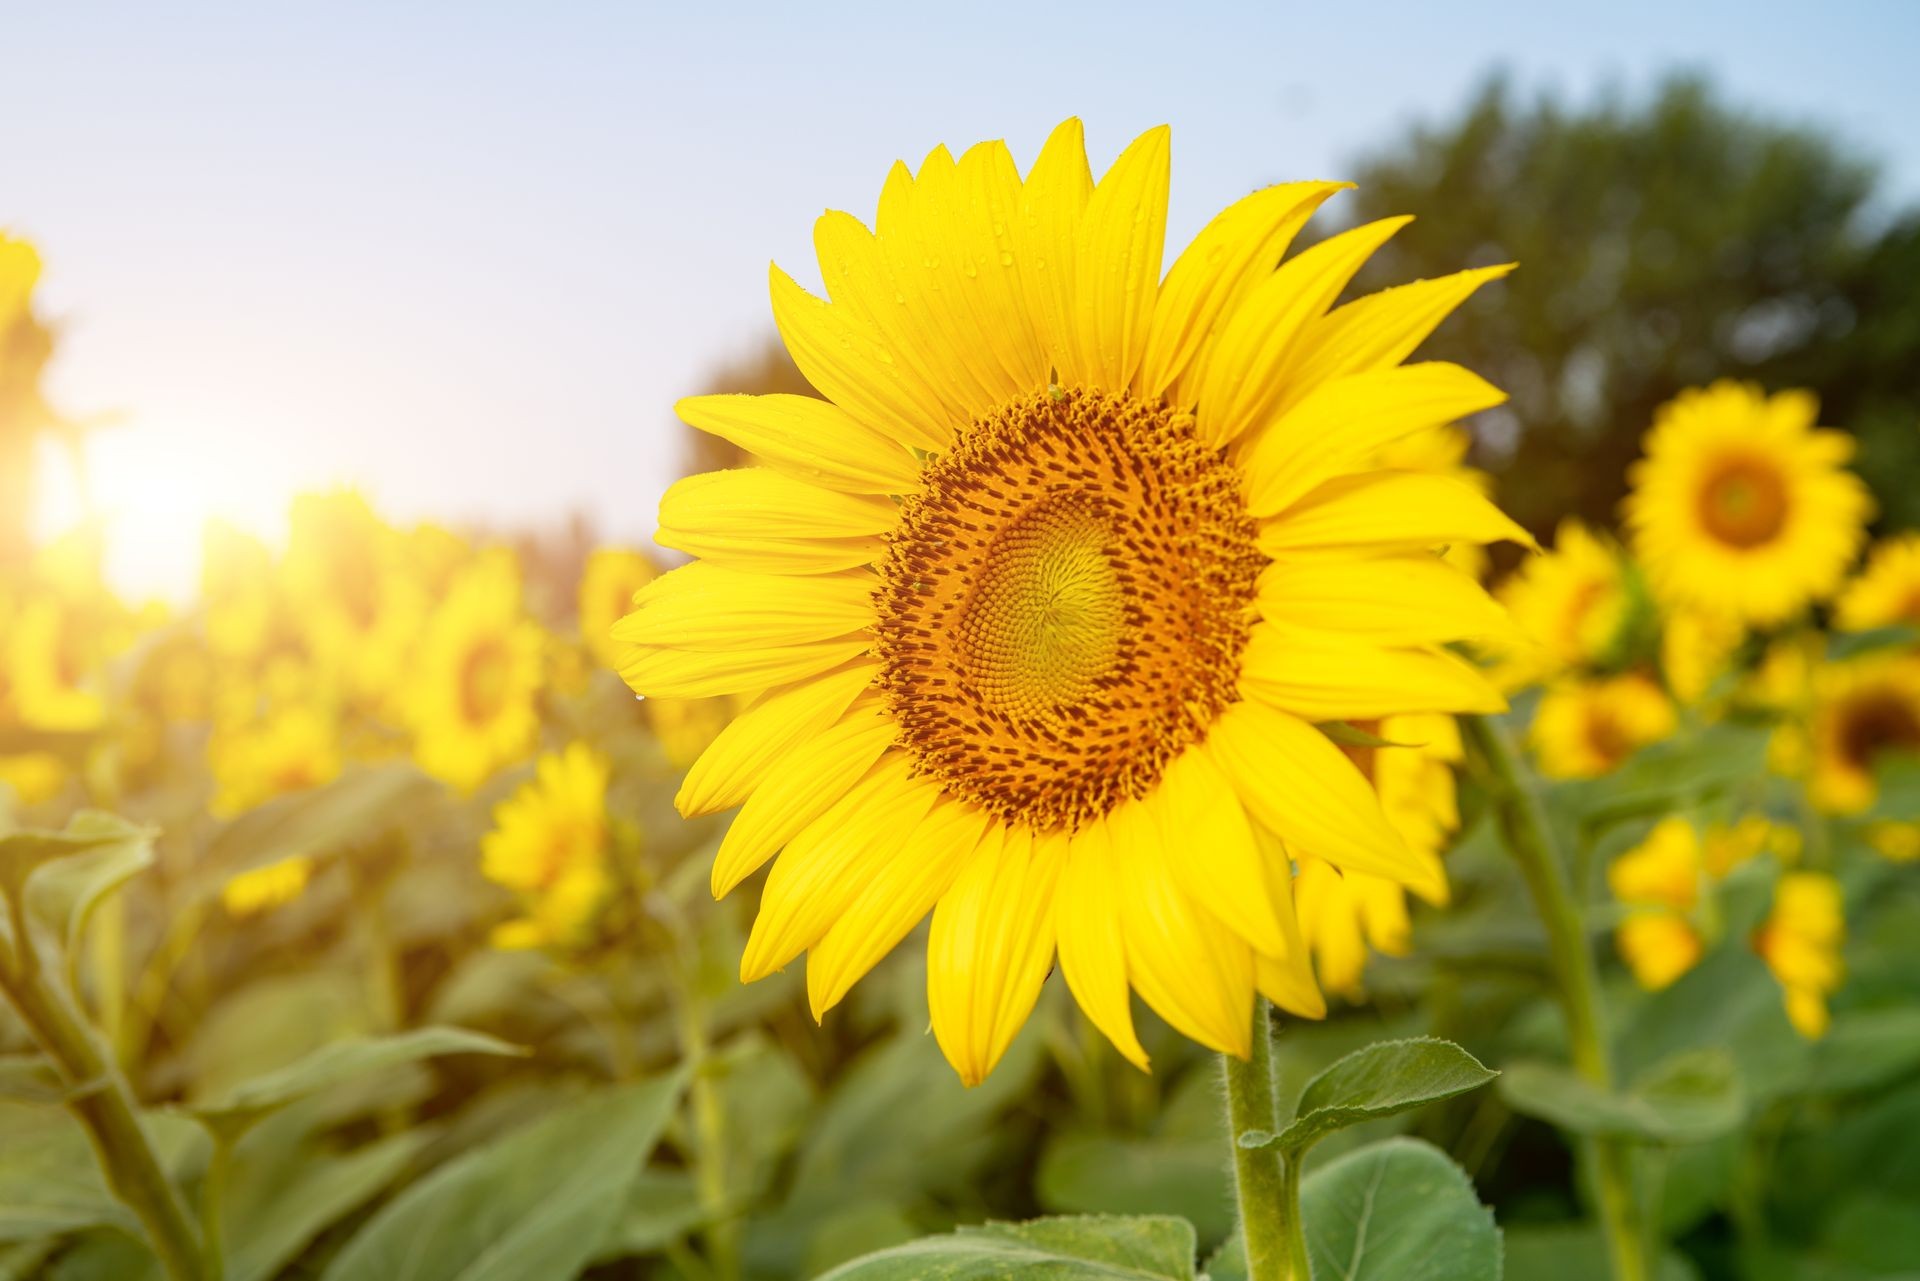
1498 1050 1744 1144
225 1125 432 1281
23 812 155 959
1551 722 1769 822
193 765 436 897
320 1072 685 1281
1248 1038 1497 1156
184 1026 522 1139
0 814 153 953
0 1101 139 1243
1504 1224 1698 1281
814 1215 1199 1280
1299 1138 1500 1281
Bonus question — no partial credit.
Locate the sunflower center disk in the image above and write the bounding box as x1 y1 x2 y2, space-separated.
1838 691 1920 771
1699 458 1789 549
874 387 1262 829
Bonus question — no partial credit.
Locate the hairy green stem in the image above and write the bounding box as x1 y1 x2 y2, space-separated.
1467 715 1648 1281
1224 999 1311 1281
0 947 207 1280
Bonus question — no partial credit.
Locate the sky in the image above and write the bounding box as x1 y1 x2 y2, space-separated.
7 0 1919 597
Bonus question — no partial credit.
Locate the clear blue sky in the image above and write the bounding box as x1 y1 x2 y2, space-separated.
7 0 1918 595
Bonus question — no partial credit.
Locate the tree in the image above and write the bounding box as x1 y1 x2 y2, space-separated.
1341 74 1920 536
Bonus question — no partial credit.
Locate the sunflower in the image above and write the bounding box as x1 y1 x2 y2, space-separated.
1371 425 1494 580
1531 672 1676 779
409 549 544 792
1835 533 1920 633
482 743 613 951
1660 603 1746 709
1623 381 1870 627
1753 871 1844 1039
616 120 1528 1083
221 856 315 918
208 699 342 817
1607 816 1703 990
1494 518 1635 687
283 490 426 710
1295 713 1462 998
1806 656 1920 815
579 548 658 671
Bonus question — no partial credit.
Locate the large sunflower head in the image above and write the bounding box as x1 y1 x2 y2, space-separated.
1623 382 1870 627
617 120 1529 1083
1835 533 1920 634
409 549 545 793
1806 655 1920 815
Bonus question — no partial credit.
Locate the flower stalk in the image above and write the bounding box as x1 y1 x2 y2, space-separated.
1467 714 1649 1281
0 940 208 1281
1223 999 1311 1281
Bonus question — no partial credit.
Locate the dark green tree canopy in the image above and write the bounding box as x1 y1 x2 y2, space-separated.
1341 74 1920 535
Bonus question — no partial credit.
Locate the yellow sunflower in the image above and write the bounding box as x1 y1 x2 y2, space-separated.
1806 655 1920 815
482 743 613 951
283 490 425 710
1531 672 1677 779
1295 713 1462 998
616 119 1528 1083
1494 518 1634 687
1607 816 1703 990
1371 425 1494 579
208 699 342 817
1753 871 1844 1039
579 548 658 672
221 856 315 918
1623 381 1870 627
1835 532 1920 633
409 548 545 792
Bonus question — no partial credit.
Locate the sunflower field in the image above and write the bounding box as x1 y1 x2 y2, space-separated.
3 106 1918 1281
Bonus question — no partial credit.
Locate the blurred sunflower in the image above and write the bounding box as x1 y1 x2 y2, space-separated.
409 548 544 792
201 521 284 665
1835 532 1920 633
1494 518 1636 686
482 743 613 951
283 490 426 710
221 856 315 918
1754 871 1845 1039
1805 655 1920 815
579 548 658 671
1660 604 1747 709
618 119 1528 1082
1531 672 1676 779
1624 382 1870 627
1295 714 1462 998
1608 817 1703 990
208 700 342 817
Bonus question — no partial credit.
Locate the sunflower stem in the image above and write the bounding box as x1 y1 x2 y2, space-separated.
1223 999 1310 1281
1466 715 1649 1281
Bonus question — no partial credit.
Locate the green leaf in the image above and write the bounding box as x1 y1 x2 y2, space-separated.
814 1214 1199 1280
0 1056 66 1105
1250 1037 1497 1156
1299 1138 1500 1281
0 1101 140 1243
225 1125 432 1281
1504 1224 1698 1281
1800 1007 1920 1096
0 812 151 918
194 765 436 898
320 1072 685 1281
1552 722 1769 821
1498 1050 1744 1144
592 1168 707 1263
184 1027 523 1139
25 812 155 957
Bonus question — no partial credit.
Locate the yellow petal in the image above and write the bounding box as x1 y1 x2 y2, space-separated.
675 662 878 817
1140 181 1348 404
709 709 896 897
1247 824 1329 1019
1194 216 1411 449
954 140 1052 392
617 636 870 701
806 796 994 1019
770 263 949 451
1206 699 1441 902
674 394 923 495
1257 470 1535 558
1239 631 1506 720
1258 554 1515 646
1109 796 1255 1058
656 469 896 574
1054 819 1150 1071
1239 362 1507 516
612 562 875 650
814 207 980 429
741 754 939 981
928 824 1064 1086
1018 118 1094 385
1157 748 1289 956
1282 264 1514 411
1075 124 1170 393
